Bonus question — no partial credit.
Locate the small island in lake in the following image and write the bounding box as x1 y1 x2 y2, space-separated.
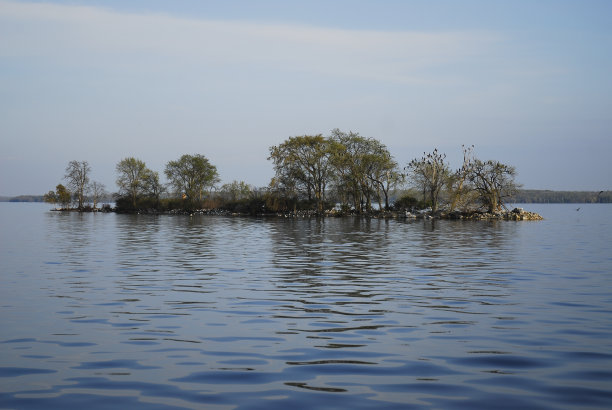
43 132 605 221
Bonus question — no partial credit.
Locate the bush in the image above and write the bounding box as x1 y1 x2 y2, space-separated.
115 195 163 212
393 194 429 211
223 198 268 215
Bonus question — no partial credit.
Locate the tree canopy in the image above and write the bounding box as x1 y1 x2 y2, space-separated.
165 154 219 208
328 129 400 213
65 160 90 210
43 184 71 209
267 130 402 213
116 157 156 209
268 135 332 212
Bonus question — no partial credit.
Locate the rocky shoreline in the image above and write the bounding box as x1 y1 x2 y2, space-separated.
442 207 543 221
332 207 543 220
125 207 544 220
52 206 543 220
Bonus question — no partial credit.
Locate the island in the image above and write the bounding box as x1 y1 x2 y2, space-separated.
39 131 610 220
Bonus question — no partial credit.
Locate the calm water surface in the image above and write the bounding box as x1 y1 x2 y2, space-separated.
1 203 611 409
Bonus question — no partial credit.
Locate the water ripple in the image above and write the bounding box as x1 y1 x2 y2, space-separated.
1 204 611 409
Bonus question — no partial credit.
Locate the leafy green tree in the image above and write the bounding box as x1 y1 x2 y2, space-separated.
362 140 403 211
328 129 369 212
43 190 57 206
165 154 220 208
116 157 154 209
220 180 253 201
64 160 90 210
46 184 71 209
393 193 423 211
467 159 519 213
265 177 299 212
143 170 163 205
268 135 333 212
406 149 450 213
329 129 399 212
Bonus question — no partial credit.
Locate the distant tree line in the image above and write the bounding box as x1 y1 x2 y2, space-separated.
40 129 611 213
512 190 611 204
3 195 44 202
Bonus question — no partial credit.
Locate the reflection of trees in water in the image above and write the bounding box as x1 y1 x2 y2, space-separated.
45 211 122 269
268 216 521 316
114 216 276 305
44 211 116 301
115 214 162 265
404 219 518 272
115 215 222 291
46 211 95 266
393 219 520 310
268 217 397 298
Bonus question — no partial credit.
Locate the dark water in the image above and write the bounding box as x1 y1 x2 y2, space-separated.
1 203 611 409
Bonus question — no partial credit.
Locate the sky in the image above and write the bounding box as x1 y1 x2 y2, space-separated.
1 0 611 196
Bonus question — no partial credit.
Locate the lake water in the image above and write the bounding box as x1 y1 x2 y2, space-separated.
1 202 611 409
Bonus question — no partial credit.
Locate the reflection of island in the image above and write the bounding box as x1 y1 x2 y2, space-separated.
268 217 396 292
265 215 519 344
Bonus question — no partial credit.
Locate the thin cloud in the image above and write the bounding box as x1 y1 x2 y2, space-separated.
0 0 499 85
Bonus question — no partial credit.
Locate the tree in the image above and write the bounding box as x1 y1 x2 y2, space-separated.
165 154 220 208
90 181 106 210
361 140 403 211
45 184 71 209
467 159 519 213
220 180 253 202
268 135 333 212
406 149 449 213
143 170 163 204
116 157 154 209
447 144 475 212
329 129 385 213
43 191 57 204
43 190 57 206
265 177 299 212
329 132 402 212
65 160 90 210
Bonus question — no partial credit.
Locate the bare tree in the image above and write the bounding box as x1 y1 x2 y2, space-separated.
468 159 520 213
90 181 106 210
448 144 475 212
65 160 90 210
406 149 449 213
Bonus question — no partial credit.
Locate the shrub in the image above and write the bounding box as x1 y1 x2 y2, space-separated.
393 194 429 211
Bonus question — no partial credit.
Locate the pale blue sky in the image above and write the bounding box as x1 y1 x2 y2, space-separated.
1 0 611 196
